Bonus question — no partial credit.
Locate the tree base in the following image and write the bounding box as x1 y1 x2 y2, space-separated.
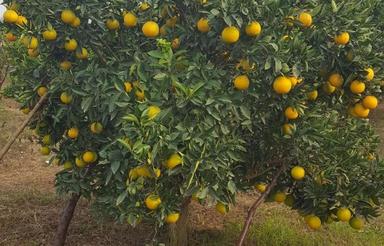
53 193 80 246
168 199 191 246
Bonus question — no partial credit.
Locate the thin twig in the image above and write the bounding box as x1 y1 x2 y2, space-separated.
0 94 48 162
245 157 292 180
237 164 286 246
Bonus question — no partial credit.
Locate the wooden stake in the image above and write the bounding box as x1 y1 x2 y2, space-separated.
0 94 47 162
236 164 286 246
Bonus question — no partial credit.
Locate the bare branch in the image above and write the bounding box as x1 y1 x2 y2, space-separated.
237 164 286 246
0 94 48 162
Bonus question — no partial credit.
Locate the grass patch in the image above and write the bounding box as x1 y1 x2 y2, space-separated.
193 205 384 246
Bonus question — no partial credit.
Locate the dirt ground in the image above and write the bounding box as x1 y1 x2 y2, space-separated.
0 97 383 246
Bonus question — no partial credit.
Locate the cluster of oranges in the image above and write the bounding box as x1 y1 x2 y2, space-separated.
254 166 364 230
130 153 183 224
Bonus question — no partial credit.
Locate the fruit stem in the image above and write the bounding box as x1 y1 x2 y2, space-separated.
236 163 286 246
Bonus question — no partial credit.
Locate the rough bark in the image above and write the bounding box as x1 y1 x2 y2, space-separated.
169 198 191 246
53 194 80 246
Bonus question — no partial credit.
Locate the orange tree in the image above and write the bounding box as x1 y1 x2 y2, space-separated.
1 0 384 244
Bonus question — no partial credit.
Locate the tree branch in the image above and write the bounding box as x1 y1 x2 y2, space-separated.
0 65 9 90
0 94 48 163
237 164 286 246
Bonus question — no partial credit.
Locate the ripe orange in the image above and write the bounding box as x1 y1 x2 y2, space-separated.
60 61 72 71
67 128 79 139
165 213 180 224
288 76 299 87
282 123 294 136
245 21 262 37
215 202 228 215
60 92 72 104
83 151 97 163
28 49 39 58
70 17 81 28
142 21 159 37
16 15 28 26
29 37 39 49
145 195 161 210
147 105 161 120
337 207 352 222
307 90 318 101
298 12 312 27
284 107 299 120
233 75 250 90
37 86 48 97
42 29 57 41
106 19 120 30
61 9 76 24
135 166 151 178
350 80 365 94
335 32 350 45
4 10 19 23
291 166 305 180
75 157 87 168
365 68 374 81
273 76 292 94
123 12 137 27
124 82 133 93
165 153 182 169
75 48 88 59
90 122 103 134
328 73 344 88
354 103 370 118
197 18 209 33
65 39 78 51
221 26 240 44
306 215 321 230
5 32 17 42
135 89 145 101
255 183 267 193
362 96 378 109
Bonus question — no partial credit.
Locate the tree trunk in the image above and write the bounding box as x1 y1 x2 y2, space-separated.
168 199 191 246
53 194 80 246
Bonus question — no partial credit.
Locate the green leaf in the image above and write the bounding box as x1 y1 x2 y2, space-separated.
111 161 120 174
116 191 128 206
